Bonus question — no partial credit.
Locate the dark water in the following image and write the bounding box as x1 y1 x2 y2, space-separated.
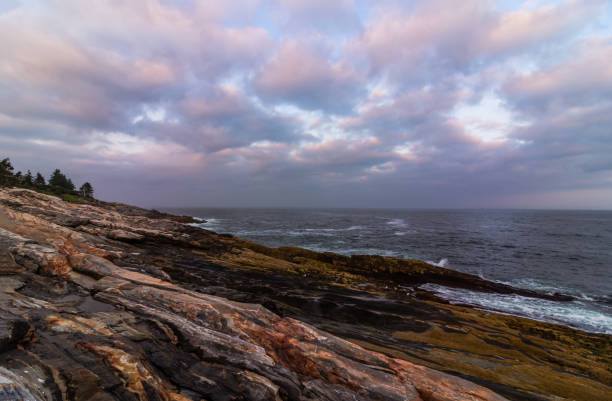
164 208 612 334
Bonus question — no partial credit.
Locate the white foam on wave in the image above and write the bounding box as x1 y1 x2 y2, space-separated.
188 218 224 231
420 284 612 335
482 277 604 303
509 278 570 293
191 217 222 225
237 229 334 237
306 247 399 257
387 218 408 228
304 226 365 232
239 226 366 237
426 258 449 268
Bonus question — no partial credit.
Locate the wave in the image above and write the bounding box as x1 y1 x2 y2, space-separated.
235 229 334 237
479 277 611 305
426 258 449 268
395 229 417 236
508 278 575 294
234 226 366 237
420 284 612 335
189 217 223 228
302 246 400 257
387 218 408 228
304 226 365 232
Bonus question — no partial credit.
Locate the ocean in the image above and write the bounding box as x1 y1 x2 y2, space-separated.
164 207 612 335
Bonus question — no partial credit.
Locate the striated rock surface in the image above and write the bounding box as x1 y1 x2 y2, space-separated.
0 188 610 401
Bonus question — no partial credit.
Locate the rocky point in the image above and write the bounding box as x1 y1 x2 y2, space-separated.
0 188 609 401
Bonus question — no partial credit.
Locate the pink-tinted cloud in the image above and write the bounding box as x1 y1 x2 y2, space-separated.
349 0 492 73
504 38 612 112
482 0 605 55
273 0 361 34
0 17 177 129
349 0 605 79
342 85 463 134
254 42 364 113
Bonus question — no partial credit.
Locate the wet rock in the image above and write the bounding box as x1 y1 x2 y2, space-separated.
0 368 41 401
10 243 71 277
76 342 190 401
0 315 32 352
107 230 144 242
0 277 24 293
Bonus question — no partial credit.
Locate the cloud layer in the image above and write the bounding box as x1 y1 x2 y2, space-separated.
1 0 611 208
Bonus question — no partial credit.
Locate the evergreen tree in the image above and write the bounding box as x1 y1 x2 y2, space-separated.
49 169 74 193
0 158 15 187
2 158 94 200
34 172 46 187
24 170 34 187
79 182 94 198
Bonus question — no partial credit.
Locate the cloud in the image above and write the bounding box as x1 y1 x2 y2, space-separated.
254 42 364 113
293 137 390 168
481 0 606 56
348 0 605 84
349 0 492 76
0 15 179 131
1 0 611 208
342 85 464 136
273 0 362 35
504 37 612 114
493 35 612 191
173 84 300 152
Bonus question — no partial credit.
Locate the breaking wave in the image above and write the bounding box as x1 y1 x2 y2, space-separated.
420 284 612 334
426 258 449 268
387 218 408 228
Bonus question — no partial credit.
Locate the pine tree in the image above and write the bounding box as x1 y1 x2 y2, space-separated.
49 169 63 187
34 172 46 187
2 158 94 199
24 170 34 187
49 169 74 193
0 158 15 187
79 182 94 198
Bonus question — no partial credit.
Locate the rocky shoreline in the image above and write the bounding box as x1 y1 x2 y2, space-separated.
0 188 610 401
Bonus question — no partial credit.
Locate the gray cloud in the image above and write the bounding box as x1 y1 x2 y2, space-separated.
253 41 365 114
503 37 612 114
348 0 606 86
273 0 362 35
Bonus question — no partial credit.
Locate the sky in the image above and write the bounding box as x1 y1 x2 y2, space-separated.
1 0 611 209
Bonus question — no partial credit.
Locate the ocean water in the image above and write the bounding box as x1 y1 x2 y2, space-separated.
165 208 612 335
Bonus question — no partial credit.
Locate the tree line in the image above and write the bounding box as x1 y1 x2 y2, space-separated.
0 157 94 198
